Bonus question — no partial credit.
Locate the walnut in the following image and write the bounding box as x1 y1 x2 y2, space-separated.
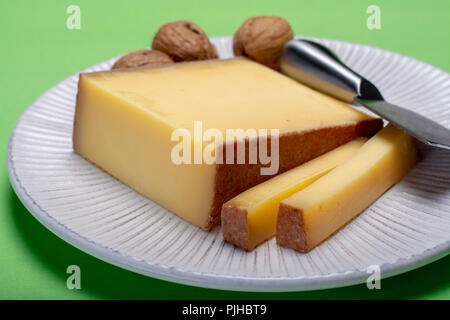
233 16 294 70
111 49 174 70
152 20 218 62
111 49 174 69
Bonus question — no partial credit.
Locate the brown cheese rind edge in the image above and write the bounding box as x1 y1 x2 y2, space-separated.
221 205 250 251
214 118 383 235
276 203 308 252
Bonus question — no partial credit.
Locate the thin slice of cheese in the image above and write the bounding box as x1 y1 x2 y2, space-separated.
277 124 419 252
73 58 382 230
222 138 367 250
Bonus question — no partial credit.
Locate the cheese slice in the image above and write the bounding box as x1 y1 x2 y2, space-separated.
277 124 419 252
73 58 382 230
221 138 366 250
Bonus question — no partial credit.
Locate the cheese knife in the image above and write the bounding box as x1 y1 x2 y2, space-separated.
280 39 450 150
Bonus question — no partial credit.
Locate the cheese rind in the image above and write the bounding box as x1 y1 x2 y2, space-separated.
277 124 419 252
222 138 367 250
73 58 382 230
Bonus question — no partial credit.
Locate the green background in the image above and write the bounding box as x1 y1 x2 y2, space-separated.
1 0 449 299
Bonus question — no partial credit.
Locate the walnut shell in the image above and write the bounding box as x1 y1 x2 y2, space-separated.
111 49 174 70
233 16 294 70
152 20 218 62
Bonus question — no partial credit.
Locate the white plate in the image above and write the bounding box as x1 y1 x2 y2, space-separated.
7 37 450 292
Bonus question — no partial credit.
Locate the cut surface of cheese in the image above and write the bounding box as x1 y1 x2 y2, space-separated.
73 58 382 230
222 138 366 251
277 124 419 252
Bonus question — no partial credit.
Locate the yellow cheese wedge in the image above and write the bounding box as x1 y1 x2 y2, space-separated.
221 138 367 250
277 124 419 252
73 58 382 230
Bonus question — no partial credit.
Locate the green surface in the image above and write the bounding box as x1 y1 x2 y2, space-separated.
0 0 449 299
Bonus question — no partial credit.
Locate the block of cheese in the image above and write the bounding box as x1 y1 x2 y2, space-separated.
222 138 366 251
277 124 419 252
73 58 382 230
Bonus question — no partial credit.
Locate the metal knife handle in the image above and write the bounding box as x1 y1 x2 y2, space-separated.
280 39 383 102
